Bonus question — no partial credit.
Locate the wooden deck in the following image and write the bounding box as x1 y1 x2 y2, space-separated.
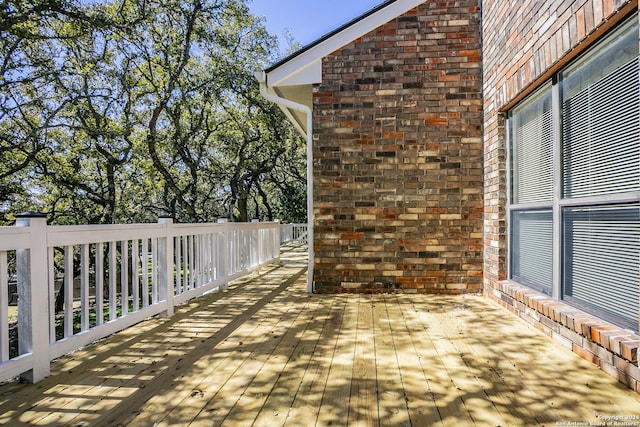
0 243 638 426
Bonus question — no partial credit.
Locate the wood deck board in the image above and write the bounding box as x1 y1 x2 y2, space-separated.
125 266 309 427
1 244 639 426
439 300 558 424
372 295 413 426
315 291 358 426
397 294 476 427
466 303 640 420
251 295 327 426
434 304 530 425
348 296 378 426
282 293 346 426
1 270 281 425
412 298 509 427
209 280 314 426
124 295 276 426
94 274 295 427
384 293 442 427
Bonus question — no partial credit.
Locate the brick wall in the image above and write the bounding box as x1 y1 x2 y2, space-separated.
483 0 640 392
312 1 483 293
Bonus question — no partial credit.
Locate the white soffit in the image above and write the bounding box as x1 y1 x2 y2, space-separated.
264 0 426 88
273 85 311 136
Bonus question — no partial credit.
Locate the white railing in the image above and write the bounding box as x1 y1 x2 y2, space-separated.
0 214 281 384
280 223 308 243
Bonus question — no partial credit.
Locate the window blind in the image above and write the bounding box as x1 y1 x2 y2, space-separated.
511 87 553 204
562 58 640 198
508 14 640 331
512 210 553 294
563 205 640 329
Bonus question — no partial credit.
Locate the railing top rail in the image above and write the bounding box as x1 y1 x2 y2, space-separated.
5 220 282 247
48 223 166 232
47 223 167 246
169 221 280 234
0 228 31 251
171 221 280 228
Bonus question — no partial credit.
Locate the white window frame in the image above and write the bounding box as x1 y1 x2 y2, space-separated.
506 14 640 331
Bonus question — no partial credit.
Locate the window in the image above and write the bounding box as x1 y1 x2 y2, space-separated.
508 15 640 331
511 210 553 294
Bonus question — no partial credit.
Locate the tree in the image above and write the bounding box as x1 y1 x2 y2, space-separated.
0 0 307 225
0 0 143 224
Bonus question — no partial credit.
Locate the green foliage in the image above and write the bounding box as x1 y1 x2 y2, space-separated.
0 0 307 225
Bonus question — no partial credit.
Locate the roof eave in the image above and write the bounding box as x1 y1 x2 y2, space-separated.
263 0 426 88
259 0 427 134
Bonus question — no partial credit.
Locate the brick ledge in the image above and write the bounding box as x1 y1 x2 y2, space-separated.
485 280 640 393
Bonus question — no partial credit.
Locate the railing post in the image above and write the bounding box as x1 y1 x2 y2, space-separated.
158 216 174 317
15 212 50 383
275 220 281 260
217 218 229 290
251 219 260 268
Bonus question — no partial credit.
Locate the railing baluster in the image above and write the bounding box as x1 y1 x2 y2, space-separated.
47 247 55 345
64 245 73 339
109 242 117 321
214 233 219 281
0 251 8 363
213 233 219 281
237 230 241 272
151 237 158 304
254 224 259 268
228 231 234 274
213 233 218 281
201 234 207 284
226 232 232 275
204 234 210 284
199 234 205 286
175 236 182 295
208 234 212 282
200 234 205 286
132 239 139 312
142 239 149 307
183 236 189 291
96 242 104 326
232 230 237 274
194 235 200 289
80 244 90 332
190 235 195 289
121 241 129 316
182 235 187 293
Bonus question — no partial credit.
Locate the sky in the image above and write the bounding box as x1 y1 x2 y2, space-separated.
248 0 385 51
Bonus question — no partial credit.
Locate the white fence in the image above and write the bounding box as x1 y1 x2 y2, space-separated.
0 215 283 384
280 223 308 244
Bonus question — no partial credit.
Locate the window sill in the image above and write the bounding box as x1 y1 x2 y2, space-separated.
490 280 640 367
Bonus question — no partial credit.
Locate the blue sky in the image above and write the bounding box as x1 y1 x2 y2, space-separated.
248 0 384 51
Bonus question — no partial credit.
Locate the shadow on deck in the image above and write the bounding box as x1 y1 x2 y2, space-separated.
0 242 638 426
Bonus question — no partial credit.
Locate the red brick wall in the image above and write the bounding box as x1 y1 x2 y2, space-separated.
483 0 640 392
312 1 483 293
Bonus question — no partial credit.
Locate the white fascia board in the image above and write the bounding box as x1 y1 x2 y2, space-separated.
264 0 426 88
267 59 322 88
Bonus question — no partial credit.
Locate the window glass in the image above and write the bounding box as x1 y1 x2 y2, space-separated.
511 210 553 294
562 59 640 198
508 14 640 331
561 17 638 100
563 205 640 330
510 85 553 204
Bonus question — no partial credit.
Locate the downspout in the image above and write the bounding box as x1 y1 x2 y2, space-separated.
255 71 315 293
